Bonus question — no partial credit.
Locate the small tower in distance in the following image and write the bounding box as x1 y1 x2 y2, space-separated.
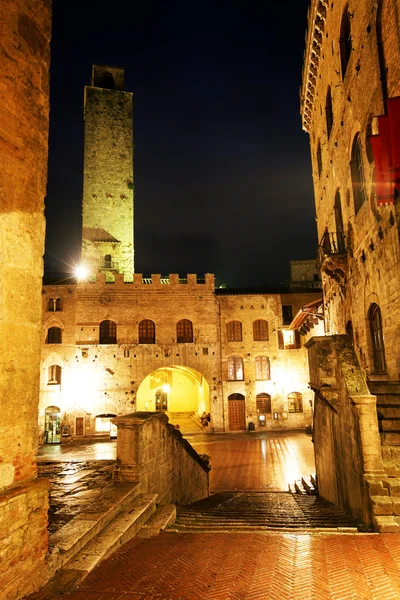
82 65 134 280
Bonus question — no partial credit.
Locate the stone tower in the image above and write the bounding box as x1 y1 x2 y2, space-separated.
82 65 134 280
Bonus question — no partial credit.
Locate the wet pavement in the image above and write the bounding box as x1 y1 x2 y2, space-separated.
32 434 400 599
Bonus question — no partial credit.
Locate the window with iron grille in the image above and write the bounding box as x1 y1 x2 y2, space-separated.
255 356 270 380
227 356 244 381
99 320 117 344
226 321 242 341
138 319 156 344
288 392 303 413
256 393 271 414
176 319 193 343
47 326 62 344
369 303 387 373
253 320 269 341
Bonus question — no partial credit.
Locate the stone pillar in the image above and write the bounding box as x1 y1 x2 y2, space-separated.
350 395 385 476
112 413 143 482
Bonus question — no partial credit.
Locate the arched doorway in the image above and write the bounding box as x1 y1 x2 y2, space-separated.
228 393 246 431
45 406 61 444
136 366 210 418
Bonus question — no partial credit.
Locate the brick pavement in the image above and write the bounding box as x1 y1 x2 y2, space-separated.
32 532 400 599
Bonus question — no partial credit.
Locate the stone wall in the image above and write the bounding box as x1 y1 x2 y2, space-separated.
82 66 134 279
0 0 51 597
113 412 210 505
301 0 400 380
307 335 384 526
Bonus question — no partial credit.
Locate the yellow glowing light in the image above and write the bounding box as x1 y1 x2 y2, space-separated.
162 383 171 393
75 265 89 280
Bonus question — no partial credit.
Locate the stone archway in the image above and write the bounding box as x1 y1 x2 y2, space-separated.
136 366 210 422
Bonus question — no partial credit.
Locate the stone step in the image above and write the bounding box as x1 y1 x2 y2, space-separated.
378 406 400 419
381 432 400 445
29 492 158 598
137 504 176 538
379 419 400 432
368 381 400 396
167 492 359 533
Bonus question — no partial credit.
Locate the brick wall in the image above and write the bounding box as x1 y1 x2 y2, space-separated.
0 0 51 597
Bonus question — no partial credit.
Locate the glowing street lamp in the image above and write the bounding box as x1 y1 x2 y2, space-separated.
75 264 89 281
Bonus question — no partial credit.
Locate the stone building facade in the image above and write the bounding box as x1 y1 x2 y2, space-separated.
40 276 319 441
0 1 51 598
301 0 400 530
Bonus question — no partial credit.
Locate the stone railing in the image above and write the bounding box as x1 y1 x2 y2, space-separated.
112 412 210 505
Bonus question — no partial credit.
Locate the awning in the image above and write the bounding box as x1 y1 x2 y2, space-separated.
289 297 323 330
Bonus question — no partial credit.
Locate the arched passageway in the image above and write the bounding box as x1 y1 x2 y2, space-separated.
136 366 210 425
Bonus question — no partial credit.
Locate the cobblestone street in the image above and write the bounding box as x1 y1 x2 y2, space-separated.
33 432 400 599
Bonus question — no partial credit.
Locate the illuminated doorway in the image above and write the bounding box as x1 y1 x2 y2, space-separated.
45 406 61 444
136 366 210 415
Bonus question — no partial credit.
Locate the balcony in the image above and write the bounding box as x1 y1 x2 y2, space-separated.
316 230 348 284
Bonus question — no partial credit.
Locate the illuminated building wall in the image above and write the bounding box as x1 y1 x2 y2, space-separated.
39 275 319 440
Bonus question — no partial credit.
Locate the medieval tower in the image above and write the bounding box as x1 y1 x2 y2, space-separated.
82 65 134 280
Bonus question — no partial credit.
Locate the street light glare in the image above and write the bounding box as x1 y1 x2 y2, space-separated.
75 265 89 280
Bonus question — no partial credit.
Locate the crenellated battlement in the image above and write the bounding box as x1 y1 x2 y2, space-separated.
83 273 215 288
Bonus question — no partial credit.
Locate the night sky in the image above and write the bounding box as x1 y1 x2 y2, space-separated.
45 0 316 288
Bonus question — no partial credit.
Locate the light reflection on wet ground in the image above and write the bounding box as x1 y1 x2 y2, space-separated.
38 431 315 492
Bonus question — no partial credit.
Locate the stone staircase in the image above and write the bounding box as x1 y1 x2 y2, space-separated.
365 381 400 532
167 491 360 533
28 482 175 598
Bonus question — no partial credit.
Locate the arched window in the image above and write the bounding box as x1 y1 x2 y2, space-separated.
104 254 112 268
227 320 242 341
255 356 270 380
325 87 333 138
138 319 156 344
351 134 367 214
288 392 303 413
369 304 387 373
256 393 271 414
340 5 352 78
48 365 62 385
47 297 62 312
176 319 193 343
99 320 117 344
316 141 322 177
227 356 244 381
253 320 269 341
47 326 62 344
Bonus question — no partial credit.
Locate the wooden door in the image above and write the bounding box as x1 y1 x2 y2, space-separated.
228 394 246 431
75 417 84 437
